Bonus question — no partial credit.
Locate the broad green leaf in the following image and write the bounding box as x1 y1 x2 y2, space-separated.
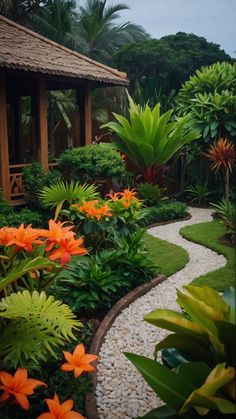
144 309 208 341
183 285 229 319
155 334 213 365
180 363 236 415
214 320 236 367
0 257 57 291
177 362 211 389
124 353 196 412
222 287 235 323
138 405 181 418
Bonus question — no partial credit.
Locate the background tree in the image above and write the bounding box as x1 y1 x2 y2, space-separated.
74 0 149 65
0 0 47 23
116 33 233 106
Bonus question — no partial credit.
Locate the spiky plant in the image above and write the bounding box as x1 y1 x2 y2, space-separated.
39 180 99 218
204 138 235 201
211 199 236 234
0 290 81 369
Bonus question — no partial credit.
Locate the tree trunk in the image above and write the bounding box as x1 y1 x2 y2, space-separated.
225 168 229 201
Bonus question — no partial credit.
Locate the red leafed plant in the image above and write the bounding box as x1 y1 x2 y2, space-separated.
204 138 235 201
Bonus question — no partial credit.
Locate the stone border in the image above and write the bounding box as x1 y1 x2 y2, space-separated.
147 212 191 229
85 274 167 419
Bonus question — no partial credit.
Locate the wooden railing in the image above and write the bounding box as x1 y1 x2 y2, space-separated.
9 162 59 205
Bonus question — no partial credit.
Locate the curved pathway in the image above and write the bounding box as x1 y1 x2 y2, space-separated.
96 208 226 419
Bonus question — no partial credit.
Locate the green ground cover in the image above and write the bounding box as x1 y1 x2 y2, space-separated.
144 233 189 277
180 221 235 291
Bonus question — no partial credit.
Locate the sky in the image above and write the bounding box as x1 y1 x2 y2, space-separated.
80 0 236 57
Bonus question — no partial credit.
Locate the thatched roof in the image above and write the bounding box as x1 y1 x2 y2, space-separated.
0 15 129 86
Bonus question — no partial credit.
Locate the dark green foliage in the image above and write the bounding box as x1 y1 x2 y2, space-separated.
138 182 164 206
55 230 157 314
139 201 188 227
185 183 213 206
0 207 44 228
116 33 233 104
59 144 127 185
23 163 62 207
0 190 10 214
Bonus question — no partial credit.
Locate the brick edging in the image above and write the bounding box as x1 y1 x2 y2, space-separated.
85 274 167 419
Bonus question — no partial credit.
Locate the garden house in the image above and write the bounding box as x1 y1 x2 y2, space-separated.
0 15 128 205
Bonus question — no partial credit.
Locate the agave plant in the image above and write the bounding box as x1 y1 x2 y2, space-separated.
0 290 81 369
39 180 99 218
185 182 213 206
125 285 236 418
204 138 235 201
211 199 236 234
102 93 200 184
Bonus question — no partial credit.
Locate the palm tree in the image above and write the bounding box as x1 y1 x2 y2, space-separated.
75 0 149 64
0 0 47 23
30 0 79 49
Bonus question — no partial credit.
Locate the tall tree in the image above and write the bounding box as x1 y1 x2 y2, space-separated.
116 32 234 104
75 0 149 64
30 0 79 49
0 0 47 23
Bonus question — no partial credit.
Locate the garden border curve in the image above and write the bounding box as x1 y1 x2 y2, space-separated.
85 274 167 419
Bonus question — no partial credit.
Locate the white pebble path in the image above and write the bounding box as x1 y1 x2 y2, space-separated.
96 207 226 419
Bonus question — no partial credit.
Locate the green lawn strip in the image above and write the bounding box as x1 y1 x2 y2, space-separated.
144 233 189 277
180 221 235 291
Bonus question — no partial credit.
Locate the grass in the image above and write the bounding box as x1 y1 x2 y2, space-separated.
144 232 189 277
180 221 235 291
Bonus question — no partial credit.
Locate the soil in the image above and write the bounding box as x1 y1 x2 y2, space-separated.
219 233 236 248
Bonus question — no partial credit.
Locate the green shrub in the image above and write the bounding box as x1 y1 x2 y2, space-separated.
59 144 127 185
55 230 157 314
0 207 45 228
138 182 164 206
0 190 10 214
23 163 62 206
139 201 188 226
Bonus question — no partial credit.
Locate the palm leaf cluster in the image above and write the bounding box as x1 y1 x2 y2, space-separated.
0 290 81 368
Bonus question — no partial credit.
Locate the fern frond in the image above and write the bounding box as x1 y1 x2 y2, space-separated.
39 180 99 208
0 290 82 369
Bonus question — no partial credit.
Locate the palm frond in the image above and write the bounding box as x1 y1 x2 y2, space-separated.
0 290 81 368
39 180 99 208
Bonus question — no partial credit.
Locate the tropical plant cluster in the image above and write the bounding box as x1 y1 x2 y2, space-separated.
126 285 236 418
0 181 158 417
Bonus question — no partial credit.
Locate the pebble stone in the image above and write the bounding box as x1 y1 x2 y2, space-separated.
96 207 226 419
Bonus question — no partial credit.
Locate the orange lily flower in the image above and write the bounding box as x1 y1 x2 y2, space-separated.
0 227 15 246
120 189 139 200
204 138 235 172
106 192 121 201
5 224 44 253
49 237 87 266
37 393 84 419
78 200 112 221
0 368 46 410
41 220 75 252
61 343 98 378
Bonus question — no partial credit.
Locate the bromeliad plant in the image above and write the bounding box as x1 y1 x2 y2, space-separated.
101 93 200 184
204 138 235 201
125 285 236 418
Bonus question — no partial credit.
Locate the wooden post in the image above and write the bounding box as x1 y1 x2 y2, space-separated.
76 84 92 146
84 85 92 145
0 72 10 201
38 75 48 170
